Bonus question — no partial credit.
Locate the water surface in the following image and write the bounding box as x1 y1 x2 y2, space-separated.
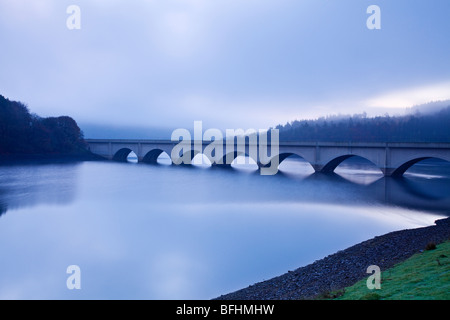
0 157 449 299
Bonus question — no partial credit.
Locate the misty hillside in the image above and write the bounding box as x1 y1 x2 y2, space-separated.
275 106 450 143
0 95 87 156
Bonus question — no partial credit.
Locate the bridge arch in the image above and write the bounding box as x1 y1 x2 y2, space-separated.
192 153 213 166
320 154 383 174
391 156 450 177
176 149 214 166
216 151 258 167
113 148 137 162
142 149 169 164
271 152 315 169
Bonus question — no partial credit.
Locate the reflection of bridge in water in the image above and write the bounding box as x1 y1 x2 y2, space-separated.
305 173 450 215
86 139 450 177
1 161 449 217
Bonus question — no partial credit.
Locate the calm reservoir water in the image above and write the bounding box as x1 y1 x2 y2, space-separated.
0 155 449 299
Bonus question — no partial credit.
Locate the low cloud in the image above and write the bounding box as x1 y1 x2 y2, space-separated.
364 82 450 110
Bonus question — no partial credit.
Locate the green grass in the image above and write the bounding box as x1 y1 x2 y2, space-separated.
330 240 450 300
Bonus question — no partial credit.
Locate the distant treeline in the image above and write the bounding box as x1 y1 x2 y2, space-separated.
275 107 450 142
0 94 87 156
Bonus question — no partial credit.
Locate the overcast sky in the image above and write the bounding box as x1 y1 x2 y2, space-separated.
1 0 450 135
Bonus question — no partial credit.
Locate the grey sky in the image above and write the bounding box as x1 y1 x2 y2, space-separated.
1 0 450 134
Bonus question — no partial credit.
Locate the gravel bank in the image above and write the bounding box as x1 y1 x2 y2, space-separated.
215 217 450 300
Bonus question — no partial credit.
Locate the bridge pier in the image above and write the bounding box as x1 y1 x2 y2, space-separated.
312 164 325 174
380 167 396 177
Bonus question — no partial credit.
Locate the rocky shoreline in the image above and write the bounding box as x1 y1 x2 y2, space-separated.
215 216 450 300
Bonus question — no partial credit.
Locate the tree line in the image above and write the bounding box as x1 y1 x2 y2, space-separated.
0 94 87 156
275 107 450 142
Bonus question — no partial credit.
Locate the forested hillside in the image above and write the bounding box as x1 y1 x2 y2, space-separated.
275 107 450 142
0 95 87 156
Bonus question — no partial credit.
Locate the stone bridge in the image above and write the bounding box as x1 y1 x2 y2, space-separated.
85 139 450 177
